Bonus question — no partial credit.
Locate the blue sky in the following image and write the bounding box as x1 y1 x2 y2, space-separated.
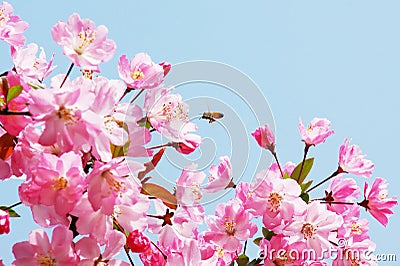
1 1 399 264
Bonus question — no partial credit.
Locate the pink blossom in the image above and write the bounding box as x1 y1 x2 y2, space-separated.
18 152 86 216
0 159 11 180
203 156 233 194
11 43 55 84
332 238 377 266
28 78 109 160
282 201 343 256
139 244 166 266
203 199 257 252
259 235 306 265
175 164 206 206
75 230 130 266
360 177 397 227
0 2 28 47
86 158 144 215
159 61 171 76
51 13 116 71
0 71 31 136
338 138 374 178
127 230 151 253
12 225 78 265
298 117 334 146
30 204 70 228
172 133 201 154
118 53 165 89
0 209 10 234
251 124 275 152
325 175 361 214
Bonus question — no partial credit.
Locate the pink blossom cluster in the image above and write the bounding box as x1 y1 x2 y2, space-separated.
0 2 397 266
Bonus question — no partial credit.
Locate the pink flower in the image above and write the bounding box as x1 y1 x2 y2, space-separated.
118 53 166 89
0 209 10 234
172 133 201 154
325 175 361 214
127 230 151 253
51 13 116 71
75 230 130 265
282 201 343 256
203 200 257 252
18 152 86 216
159 61 171 76
203 156 233 194
338 138 374 178
139 244 166 266
259 235 306 265
251 124 275 152
0 159 11 180
11 43 55 84
359 177 397 227
298 117 334 146
12 225 78 265
175 164 206 206
86 158 143 215
0 2 28 47
0 71 31 136
332 238 377 266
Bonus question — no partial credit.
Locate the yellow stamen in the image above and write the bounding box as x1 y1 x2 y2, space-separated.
51 177 68 191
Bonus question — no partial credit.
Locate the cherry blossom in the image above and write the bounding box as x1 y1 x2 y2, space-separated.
251 123 275 152
0 209 10 234
298 117 334 146
203 156 233 193
325 175 361 214
51 13 116 71
338 138 374 178
0 2 28 47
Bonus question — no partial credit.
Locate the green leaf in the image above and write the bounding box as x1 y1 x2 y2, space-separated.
28 82 45 90
300 180 313 192
0 206 20 217
236 254 249 266
283 172 291 179
253 237 263 246
290 157 314 184
262 228 276 241
300 192 310 203
6 85 23 102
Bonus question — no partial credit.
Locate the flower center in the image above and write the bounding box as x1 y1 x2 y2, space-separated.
36 253 56 266
301 223 316 240
102 170 126 196
0 7 10 25
268 192 283 211
216 246 225 258
131 68 145 80
51 176 68 191
351 222 362 235
80 69 94 80
191 182 202 200
75 27 96 55
223 218 236 236
57 106 78 125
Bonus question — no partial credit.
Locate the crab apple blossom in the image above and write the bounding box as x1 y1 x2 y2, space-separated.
171 132 202 155
75 230 130 266
0 209 10 234
11 43 55 84
203 199 257 252
12 225 78 265
127 229 151 253
175 164 206 206
359 177 398 227
203 156 233 193
282 201 343 257
325 175 361 214
0 2 28 47
332 238 377 266
118 53 166 89
251 123 275 152
0 71 31 136
338 138 374 178
51 13 116 71
18 151 86 216
0 158 11 180
298 117 334 146
139 244 167 266
259 236 306 265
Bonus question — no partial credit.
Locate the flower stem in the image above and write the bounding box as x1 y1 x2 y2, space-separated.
271 151 284 177
3 201 22 210
306 167 342 193
320 201 355 205
60 63 74 88
297 144 311 181
130 89 145 104
124 246 135 266
148 143 173 150
0 110 31 116
243 240 248 255
151 240 168 260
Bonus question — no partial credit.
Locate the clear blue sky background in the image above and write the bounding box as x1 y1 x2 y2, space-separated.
0 1 399 265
